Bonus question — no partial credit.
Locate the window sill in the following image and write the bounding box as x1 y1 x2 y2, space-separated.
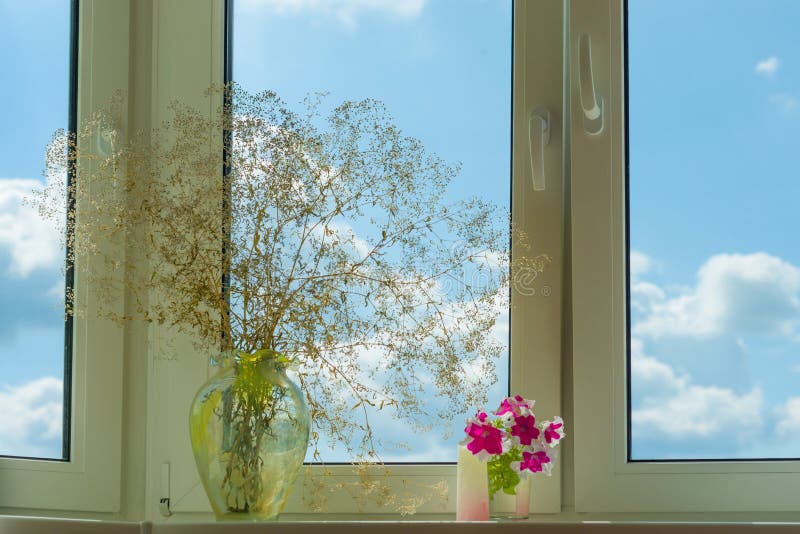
5 514 800 533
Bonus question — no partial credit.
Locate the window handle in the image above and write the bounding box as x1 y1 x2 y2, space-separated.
529 107 550 191
95 121 118 157
579 33 604 135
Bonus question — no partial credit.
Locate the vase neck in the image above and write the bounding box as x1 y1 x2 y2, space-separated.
214 348 289 371
235 348 289 374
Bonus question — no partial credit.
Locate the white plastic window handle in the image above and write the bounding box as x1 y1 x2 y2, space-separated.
579 34 604 135
529 107 550 192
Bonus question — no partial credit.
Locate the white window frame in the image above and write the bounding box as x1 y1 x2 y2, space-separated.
142 0 567 520
7 0 800 520
1 0 569 519
570 0 800 513
0 0 128 513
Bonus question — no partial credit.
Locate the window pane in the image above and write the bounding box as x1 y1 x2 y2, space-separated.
628 0 800 460
232 0 512 462
0 0 73 460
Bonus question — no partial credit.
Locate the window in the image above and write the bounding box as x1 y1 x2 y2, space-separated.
151 0 563 516
25 0 800 519
571 0 800 512
0 0 73 462
0 0 125 512
628 0 800 462
231 0 513 464
0 0 562 519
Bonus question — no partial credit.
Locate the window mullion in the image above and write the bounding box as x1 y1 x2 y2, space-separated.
511 0 565 515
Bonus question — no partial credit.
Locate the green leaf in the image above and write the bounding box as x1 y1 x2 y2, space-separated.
487 447 522 500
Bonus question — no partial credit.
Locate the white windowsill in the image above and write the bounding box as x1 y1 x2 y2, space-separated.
5 514 800 533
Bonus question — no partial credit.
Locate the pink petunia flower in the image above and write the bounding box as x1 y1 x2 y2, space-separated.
540 416 565 447
512 449 552 477
495 398 516 417
509 414 540 445
464 421 505 456
495 395 535 420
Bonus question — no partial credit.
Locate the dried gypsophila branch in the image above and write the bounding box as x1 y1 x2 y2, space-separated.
35 84 548 512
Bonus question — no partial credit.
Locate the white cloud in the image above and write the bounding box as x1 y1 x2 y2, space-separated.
633 381 763 440
631 338 763 440
633 253 800 339
776 397 800 437
769 93 799 113
303 287 509 461
0 178 63 278
0 377 63 458
630 338 683 395
629 250 653 281
323 220 372 258
238 0 425 29
755 56 780 78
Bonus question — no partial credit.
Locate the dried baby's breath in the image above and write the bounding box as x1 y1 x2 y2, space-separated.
37 84 548 513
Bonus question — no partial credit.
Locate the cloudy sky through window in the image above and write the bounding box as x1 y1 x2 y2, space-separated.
628 0 800 459
3 0 800 462
0 0 70 459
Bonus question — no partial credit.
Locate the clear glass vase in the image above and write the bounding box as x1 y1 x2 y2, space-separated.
489 477 531 519
189 351 310 521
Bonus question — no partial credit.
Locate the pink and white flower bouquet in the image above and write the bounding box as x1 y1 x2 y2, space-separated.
461 395 565 498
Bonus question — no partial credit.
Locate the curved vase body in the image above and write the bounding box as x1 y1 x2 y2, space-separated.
189 355 310 521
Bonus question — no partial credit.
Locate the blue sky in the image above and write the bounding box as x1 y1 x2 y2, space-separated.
0 0 69 459
628 0 800 459
2 0 800 462
233 0 512 461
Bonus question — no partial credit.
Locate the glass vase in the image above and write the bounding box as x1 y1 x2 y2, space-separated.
189 351 310 521
489 477 531 519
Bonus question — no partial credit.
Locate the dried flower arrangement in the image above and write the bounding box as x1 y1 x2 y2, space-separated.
36 85 549 514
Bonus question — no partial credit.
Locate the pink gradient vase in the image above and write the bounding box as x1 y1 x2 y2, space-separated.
456 445 489 521
489 477 531 519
